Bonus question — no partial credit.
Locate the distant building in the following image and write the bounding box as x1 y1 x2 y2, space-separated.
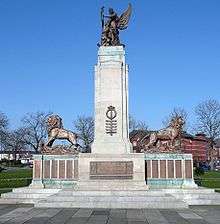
0 150 37 163
214 139 220 160
181 133 209 162
129 130 209 162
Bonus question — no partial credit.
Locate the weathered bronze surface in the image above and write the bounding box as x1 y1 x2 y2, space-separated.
40 115 79 155
41 145 79 155
90 161 133 180
105 106 117 136
46 115 78 147
145 116 185 152
100 4 132 46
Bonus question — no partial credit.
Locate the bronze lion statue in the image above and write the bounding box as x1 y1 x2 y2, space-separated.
46 115 78 148
145 116 185 150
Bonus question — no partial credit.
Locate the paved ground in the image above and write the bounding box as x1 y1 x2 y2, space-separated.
0 205 220 224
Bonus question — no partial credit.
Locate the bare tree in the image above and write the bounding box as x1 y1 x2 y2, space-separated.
195 99 220 169
129 115 148 132
4 128 26 160
21 112 51 153
0 112 9 151
163 107 188 130
73 116 94 152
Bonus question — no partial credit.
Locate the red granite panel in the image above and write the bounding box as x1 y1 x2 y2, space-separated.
74 160 78 179
146 161 151 178
160 160 166 178
44 160 50 179
59 160 65 179
168 160 174 178
152 160 158 178
66 160 73 179
51 160 58 179
185 160 192 178
175 160 182 178
34 160 41 179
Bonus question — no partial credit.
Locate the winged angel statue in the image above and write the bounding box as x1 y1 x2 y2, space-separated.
100 4 132 46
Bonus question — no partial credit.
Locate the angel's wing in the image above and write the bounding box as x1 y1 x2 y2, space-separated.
117 3 132 30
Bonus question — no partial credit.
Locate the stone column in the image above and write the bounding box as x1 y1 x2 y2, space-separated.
92 46 132 154
77 46 147 191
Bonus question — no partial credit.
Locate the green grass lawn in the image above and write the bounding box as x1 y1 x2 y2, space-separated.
195 171 220 189
0 168 32 189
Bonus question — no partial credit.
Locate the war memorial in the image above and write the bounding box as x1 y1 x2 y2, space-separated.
1 4 220 209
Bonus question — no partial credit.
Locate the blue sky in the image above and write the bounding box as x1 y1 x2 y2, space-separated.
0 0 219 130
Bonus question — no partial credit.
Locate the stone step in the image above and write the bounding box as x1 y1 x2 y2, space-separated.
75 180 148 191
12 187 60 194
1 193 54 199
35 200 188 209
162 188 215 194
43 195 178 203
0 187 61 205
35 189 188 209
57 190 166 197
0 198 43 204
175 193 220 199
165 188 220 205
186 199 220 205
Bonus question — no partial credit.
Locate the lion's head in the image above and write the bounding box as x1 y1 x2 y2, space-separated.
169 116 185 130
47 115 63 133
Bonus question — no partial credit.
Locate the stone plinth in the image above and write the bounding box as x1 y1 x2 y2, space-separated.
81 46 147 191
31 154 78 189
145 153 197 189
77 153 148 190
92 46 132 154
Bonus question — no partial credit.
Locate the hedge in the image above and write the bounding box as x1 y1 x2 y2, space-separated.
0 178 32 188
0 169 32 179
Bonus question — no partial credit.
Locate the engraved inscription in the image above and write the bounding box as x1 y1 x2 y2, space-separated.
34 160 41 179
90 161 133 180
185 160 192 179
105 106 117 136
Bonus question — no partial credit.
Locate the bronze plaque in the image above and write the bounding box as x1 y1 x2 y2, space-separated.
74 160 78 179
34 160 41 179
43 160 50 179
168 160 174 178
185 160 192 178
66 160 73 179
152 160 158 178
51 160 58 178
146 161 151 179
175 160 182 178
59 160 65 179
90 161 133 180
160 160 166 178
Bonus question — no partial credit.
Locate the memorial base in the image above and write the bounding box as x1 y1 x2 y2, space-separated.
145 153 197 189
77 153 148 190
31 154 78 189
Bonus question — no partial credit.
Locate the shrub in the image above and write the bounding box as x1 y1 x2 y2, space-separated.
194 167 204 176
0 169 32 179
0 166 6 173
0 178 32 188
